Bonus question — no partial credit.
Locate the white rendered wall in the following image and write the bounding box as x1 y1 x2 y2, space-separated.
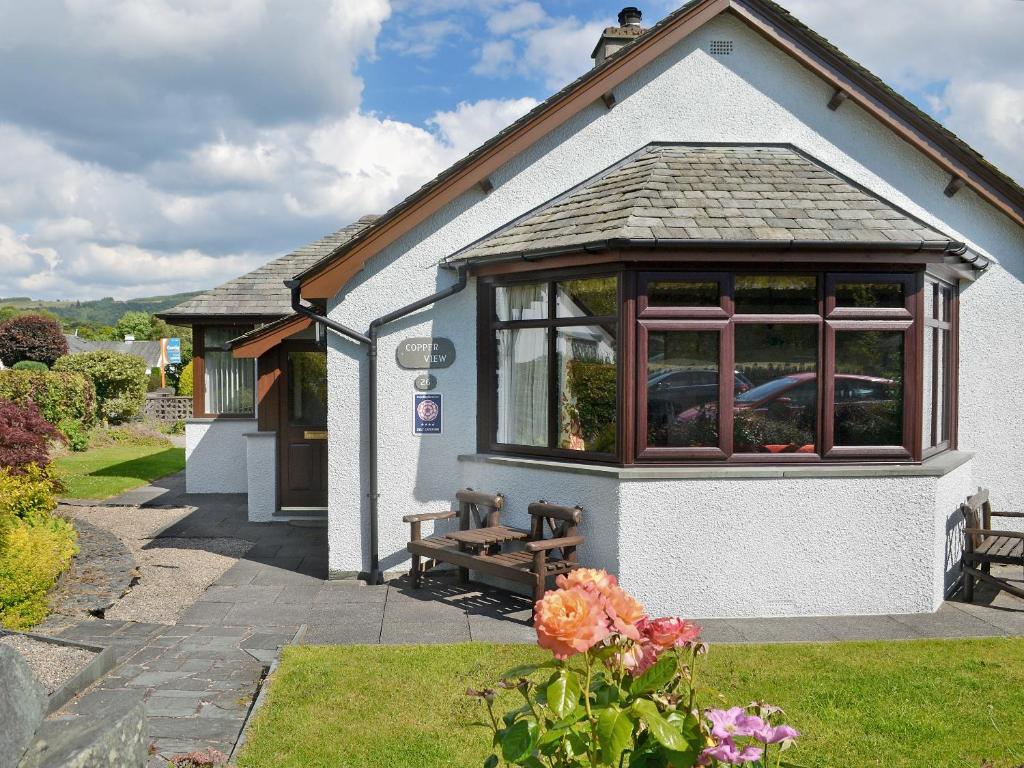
245 432 277 522
323 14 1024 608
184 419 254 494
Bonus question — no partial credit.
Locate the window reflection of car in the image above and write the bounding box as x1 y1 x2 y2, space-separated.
647 369 752 410
676 372 895 422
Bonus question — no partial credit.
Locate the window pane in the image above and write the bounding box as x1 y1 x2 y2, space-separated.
558 326 616 452
203 327 254 415
734 275 816 314
647 280 719 307
495 328 547 446
646 330 719 447
835 281 905 309
496 283 547 321
556 277 617 318
940 285 953 322
733 324 817 453
937 329 947 442
925 282 937 320
834 331 904 446
923 327 935 448
287 351 327 426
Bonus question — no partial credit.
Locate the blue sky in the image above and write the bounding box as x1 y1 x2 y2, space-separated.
0 0 1021 301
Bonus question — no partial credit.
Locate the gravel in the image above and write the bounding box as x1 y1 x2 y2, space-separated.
0 633 96 694
64 506 253 625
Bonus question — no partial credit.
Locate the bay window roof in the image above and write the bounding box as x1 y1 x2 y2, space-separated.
450 144 963 264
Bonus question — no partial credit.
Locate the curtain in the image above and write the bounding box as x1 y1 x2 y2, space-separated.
204 327 255 415
495 284 548 445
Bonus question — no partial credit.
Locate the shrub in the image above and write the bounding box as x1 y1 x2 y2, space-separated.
53 351 147 424
168 419 186 435
0 314 68 367
12 360 48 372
58 419 90 452
0 369 98 436
177 360 194 397
114 310 153 341
0 465 74 629
0 398 61 472
147 368 164 392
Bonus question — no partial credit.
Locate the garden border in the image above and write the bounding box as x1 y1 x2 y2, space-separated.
0 628 116 713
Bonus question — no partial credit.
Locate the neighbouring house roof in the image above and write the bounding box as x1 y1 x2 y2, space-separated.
158 216 377 322
64 335 164 370
450 144 958 263
291 0 1023 300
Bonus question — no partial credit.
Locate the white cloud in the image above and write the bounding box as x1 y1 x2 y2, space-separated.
472 39 517 77
486 2 545 35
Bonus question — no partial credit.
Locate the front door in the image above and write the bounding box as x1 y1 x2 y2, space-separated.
279 343 328 508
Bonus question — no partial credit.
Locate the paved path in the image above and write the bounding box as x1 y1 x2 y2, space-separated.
50 472 1024 765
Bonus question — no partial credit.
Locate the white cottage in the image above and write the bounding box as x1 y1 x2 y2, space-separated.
160 0 1024 619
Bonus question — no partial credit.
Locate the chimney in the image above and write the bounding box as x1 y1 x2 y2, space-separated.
591 7 646 67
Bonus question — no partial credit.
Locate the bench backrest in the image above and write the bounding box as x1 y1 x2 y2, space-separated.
962 487 992 549
456 488 504 530
528 501 583 542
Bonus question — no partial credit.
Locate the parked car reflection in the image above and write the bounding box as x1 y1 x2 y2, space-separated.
665 372 897 452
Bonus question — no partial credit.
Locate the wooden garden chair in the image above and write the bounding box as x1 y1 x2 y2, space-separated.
961 488 1024 602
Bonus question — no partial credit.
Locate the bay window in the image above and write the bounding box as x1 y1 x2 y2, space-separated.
481 266 956 464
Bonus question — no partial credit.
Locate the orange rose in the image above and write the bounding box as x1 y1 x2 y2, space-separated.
535 586 611 660
556 568 619 595
603 585 647 641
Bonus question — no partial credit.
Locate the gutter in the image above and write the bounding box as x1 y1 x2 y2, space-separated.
285 265 469 585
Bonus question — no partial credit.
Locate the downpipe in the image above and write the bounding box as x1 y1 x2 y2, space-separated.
285 266 468 585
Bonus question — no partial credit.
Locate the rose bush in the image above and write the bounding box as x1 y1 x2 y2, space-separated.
470 569 800 768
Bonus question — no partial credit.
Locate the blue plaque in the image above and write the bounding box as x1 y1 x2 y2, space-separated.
413 393 442 435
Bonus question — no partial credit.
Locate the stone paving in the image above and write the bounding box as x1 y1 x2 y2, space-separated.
45 471 1024 765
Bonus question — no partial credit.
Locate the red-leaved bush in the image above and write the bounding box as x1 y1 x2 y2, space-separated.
0 398 62 473
0 314 69 368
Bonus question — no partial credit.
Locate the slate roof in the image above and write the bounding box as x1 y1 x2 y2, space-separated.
452 145 956 262
64 336 164 370
159 217 377 320
295 0 1018 286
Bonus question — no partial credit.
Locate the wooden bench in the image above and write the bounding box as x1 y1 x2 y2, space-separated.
404 489 584 603
961 488 1024 602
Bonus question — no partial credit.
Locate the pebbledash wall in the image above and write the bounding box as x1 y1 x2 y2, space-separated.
184 419 256 494
321 14 1024 617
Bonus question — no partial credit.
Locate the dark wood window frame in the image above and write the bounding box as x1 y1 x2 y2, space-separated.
192 324 257 419
922 276 958 458
478 262 955 466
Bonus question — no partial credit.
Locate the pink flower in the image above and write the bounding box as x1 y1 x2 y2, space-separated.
642 617 702 650
534 585 611 660
556 568 619 594
700 738 763 765
614 640 658 677
602 584 647 641
706 708 765 740
753 724 800 744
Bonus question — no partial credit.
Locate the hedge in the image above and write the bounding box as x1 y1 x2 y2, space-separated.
0 369 97 441
53 350 147 424
12 360 48 372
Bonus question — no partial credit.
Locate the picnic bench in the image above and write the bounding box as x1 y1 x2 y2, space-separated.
404 489 583 603
961 488 1024 602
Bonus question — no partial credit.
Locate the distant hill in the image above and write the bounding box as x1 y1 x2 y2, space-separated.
0 292 202 327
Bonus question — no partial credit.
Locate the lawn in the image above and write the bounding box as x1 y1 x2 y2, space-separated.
53 444 184 499
238 639 1024 768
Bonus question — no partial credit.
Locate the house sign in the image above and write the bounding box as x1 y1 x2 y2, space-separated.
396 337 456 370
413 373 437 391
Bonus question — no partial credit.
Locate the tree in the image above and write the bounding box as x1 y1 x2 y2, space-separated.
0 315 69 367
115 311 153 340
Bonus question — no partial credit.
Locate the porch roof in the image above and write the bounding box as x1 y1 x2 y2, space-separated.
448 144 961 264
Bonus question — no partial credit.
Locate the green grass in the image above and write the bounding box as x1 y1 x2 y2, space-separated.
53 444 184 499
237 639 1024 768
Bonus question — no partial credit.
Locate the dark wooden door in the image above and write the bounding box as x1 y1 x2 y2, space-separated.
278 342 328 508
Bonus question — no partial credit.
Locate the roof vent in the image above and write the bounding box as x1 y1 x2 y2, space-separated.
709 40 734 55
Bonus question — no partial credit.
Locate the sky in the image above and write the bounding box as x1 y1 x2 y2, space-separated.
0 0 1022 301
